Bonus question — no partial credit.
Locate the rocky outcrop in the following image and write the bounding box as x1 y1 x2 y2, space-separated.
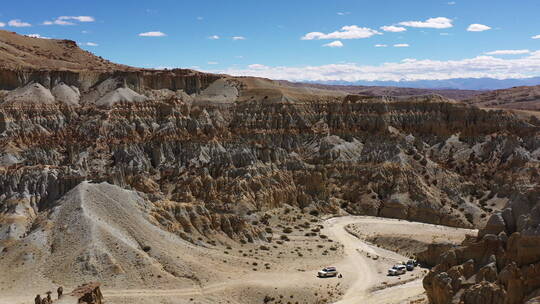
417 243 459 268
424 187 540 304
70 283 103 304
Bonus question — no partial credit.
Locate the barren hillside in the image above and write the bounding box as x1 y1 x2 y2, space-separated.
0 31 538 304
279 80 482 100
464 84 540 112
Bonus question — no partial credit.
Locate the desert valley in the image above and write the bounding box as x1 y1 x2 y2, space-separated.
0 10 539 304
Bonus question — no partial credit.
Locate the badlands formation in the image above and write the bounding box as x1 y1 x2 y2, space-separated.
0 30 539 304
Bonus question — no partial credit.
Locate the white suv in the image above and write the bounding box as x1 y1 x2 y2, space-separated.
388 264 406 276
318 266 338 278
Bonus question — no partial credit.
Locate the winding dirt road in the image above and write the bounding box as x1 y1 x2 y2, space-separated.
102 216 474 304
324 216 426 304
1 216 473 304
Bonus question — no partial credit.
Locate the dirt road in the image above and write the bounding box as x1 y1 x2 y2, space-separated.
101 216 474 304
2 216 474 304
324 216 429 303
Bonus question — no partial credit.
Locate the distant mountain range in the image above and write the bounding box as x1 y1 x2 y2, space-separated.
312 77 540 91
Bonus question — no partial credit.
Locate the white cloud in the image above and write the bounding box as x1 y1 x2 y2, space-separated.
207 61 219 65
8 19 31 27
43 16 95 26
60 16 94 22
232 36 246 40
26 34 50 39
485 49 530 55
467 24 491 32
380 25 407 32
394 43 410 47
0 22 5 27
248 64 268 69
208 35 220 40
375 44 388 47
337 12 350 16
84 42 99 47
532 34 540 39
323 41 344 48
139 31 167 37
448 1 456 5
399 17 453 29
210 51 540 82
302 25 381 40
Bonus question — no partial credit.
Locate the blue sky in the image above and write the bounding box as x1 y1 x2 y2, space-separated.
2 0 540 82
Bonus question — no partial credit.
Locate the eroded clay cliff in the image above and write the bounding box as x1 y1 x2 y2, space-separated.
423 187 540 304
0 31 538 292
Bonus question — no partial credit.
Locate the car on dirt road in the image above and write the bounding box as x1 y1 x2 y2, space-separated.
388 264 407 276
406 260 416 271
318 266 338 278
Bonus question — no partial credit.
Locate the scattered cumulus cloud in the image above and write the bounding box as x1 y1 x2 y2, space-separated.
208 35 220 40
44 16 95 26
302 25 381 40
26 34 50 39
323 41 344 48
380 25 407 32
399 17 453 29
139 31 167 37
467 24 491 32
84 42 99 47
0 22 5 27
532 34 540 39
8 19 32 27
485 49 530 55
211 51 540 82
248 64 268 69
232 36 246 40
394 43 410 47
64 16 94 22
375 44 388 47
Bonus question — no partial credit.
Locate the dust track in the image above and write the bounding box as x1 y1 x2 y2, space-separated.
101 216 475 304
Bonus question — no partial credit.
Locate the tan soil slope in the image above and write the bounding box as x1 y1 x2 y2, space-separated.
0 30 133 71
464 84 540 112
279 80 481 100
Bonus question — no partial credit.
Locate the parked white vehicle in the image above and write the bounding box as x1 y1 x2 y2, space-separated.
318 266 338 278
388 264 407 276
